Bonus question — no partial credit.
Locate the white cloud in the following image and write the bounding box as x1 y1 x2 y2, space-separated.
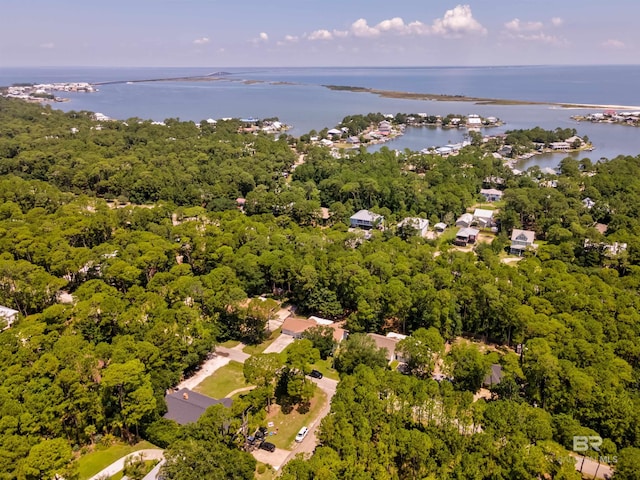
304 5 485 42
350 18 380 38
259 32 269 41
505 18 544 32
512 32 565 45
602 39 625 49
193 37 210 45
308 29 334 41
431 5 487 37
551 17 564 27
503 17 567 45
284 35 298 43
40 42 55 49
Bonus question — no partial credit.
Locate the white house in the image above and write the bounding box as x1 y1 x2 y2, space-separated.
350 210 384 229
480 188 503 202
456 213 474 228
397 217 429 237
510 229 536 256
473 208 495 228
0 306 18 330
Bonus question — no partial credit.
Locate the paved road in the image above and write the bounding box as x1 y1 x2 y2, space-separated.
87 449 165 480
571 454 614 479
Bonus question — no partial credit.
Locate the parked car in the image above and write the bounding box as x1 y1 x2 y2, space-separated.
309 369 323 379
295 426 309 442
260 441 276 452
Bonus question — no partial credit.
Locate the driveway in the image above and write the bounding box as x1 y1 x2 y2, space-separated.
263 334 295 354
216 345 251 363
282 376 339 464
177 344 249 391
571 454 614 479
252 446 291 470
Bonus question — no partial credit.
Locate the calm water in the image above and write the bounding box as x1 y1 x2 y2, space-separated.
2 66 640 166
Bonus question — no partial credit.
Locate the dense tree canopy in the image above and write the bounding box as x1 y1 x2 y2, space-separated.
1 97 640 478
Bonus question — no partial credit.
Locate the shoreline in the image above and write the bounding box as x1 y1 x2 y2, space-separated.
322 84 640 110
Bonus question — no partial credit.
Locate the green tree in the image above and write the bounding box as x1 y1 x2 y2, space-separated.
243 353 282 411
396 327 444 378
334 334 388 374
447 343 489 392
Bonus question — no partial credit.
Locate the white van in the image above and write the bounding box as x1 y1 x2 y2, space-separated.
295 426 309 442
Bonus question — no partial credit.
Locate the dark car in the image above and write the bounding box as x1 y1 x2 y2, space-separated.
309 369 323 379
260 441 276 452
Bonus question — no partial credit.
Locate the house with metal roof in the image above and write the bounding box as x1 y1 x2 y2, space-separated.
510 229 536 256
350 209 384 230
164 388 232 425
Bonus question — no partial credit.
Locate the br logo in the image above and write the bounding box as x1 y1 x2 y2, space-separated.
573 436 602 452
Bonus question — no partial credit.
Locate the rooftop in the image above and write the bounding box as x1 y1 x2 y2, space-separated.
164 388 232 425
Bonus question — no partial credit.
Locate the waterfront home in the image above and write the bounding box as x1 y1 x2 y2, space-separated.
397 217 429 237
550 141 570 151
350 209 384 229
480 188 504 202
510 229 536 256
327 128 342 137
455 227 479 246
467 115 482 127
378 120 392 134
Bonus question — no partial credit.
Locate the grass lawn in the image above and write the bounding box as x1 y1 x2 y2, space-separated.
76 441 156 480
243 328 282 356
219 339 241 348
110 460 158 480
255 463 277 480
266 388 328 449
310 357 340 381
194 360 249 399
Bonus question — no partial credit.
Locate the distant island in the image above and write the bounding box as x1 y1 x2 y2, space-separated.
323 84 640 110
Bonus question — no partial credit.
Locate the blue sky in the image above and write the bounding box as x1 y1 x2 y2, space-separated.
1 0 638 67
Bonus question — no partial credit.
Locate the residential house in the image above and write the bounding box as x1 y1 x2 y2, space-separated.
378 120 392 135
397 217 429 237
455 213 474 228
164 389 232 425
368 333 408 363
327 128 342 137
281 316 348 343
480 188 504 202
583 197 596 209
473 208 495 228
550 141 570 151
467 115 482 127
455 227 479 246
434 222 447 233
350 209 384 230
0 306 18 330
510 229 536 256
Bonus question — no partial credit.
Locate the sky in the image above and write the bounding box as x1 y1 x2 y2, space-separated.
1 0 638 67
